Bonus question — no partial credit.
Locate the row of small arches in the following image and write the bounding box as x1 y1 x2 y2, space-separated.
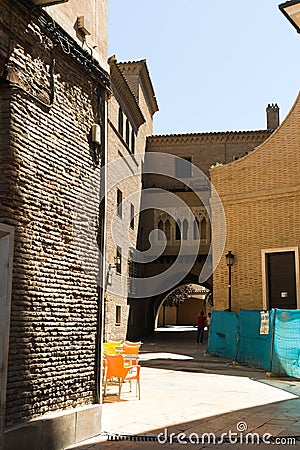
157 217 208 241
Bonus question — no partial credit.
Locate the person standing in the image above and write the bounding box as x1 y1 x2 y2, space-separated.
196 310 206 344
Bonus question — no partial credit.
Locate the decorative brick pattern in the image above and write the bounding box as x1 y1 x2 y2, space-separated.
211 93 300 311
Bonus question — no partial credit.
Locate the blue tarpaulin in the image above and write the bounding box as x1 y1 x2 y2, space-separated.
271 309 300 378
207 308 300 379
236 309 273 371
206 310 239 360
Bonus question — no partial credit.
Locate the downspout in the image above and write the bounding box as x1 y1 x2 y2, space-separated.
95 90 108 404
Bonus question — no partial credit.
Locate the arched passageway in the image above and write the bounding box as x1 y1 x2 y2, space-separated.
127 274 212 341
155 283 212 329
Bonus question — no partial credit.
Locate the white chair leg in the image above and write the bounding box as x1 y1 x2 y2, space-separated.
137 379 140 400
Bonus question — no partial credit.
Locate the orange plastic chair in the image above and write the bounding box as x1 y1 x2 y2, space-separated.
103 354 141 400
125 340 142 346
122 342 141 365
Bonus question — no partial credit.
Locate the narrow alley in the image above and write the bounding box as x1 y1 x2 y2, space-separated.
67 327 300 449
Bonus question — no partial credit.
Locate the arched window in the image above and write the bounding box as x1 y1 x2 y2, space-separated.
126 119 130 146
183 219 188 240
118 107 123 136
200 218 207 240
193 218 199 240
165 219 171 241
158 220 164 240
175 220 181 240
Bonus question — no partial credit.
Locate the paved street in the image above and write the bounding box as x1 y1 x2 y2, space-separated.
67 327 300 449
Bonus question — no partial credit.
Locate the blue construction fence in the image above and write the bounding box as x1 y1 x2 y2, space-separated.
207 308 300 378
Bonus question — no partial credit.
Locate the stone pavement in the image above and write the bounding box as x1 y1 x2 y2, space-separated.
67 327 300 449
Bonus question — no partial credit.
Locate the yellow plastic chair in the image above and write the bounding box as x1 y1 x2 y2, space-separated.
108 340 123 347
103 343 117 355
103 340 123 355
103 354 141 400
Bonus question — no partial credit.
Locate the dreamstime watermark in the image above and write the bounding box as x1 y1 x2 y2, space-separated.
157 421 297 445
72 152 227 297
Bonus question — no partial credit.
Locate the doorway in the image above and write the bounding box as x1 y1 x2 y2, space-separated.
263 248 299 310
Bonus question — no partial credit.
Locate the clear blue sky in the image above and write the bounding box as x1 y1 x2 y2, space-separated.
108 0 300 135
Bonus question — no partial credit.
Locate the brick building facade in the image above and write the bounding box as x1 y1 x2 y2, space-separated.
105 57 158 341
0 1 109 448
128 112 277 339
211 94 300 312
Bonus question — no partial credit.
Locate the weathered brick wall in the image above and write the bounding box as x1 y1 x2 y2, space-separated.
105 92 143 341
211 93 300 311
0 0 106 426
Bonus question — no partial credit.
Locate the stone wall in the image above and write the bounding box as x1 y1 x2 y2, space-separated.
0 0 108 430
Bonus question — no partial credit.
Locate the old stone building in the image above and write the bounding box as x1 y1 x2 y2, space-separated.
211 94 300 312
128 107 278 339
105 57 158 341
0 0 109 448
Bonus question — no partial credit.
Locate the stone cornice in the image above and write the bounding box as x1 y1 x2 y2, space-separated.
118 60 159 116
108 56 145 129
147 130 273 147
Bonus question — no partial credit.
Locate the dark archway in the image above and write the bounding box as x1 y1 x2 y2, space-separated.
153 277 212 330
126 273 212 340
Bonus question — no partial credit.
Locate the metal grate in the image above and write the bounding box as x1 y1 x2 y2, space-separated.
107 435 158 442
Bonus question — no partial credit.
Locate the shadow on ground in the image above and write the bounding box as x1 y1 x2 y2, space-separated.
73 399 300 449
139 328 300 397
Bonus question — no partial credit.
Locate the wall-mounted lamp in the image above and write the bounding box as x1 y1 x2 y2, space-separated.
107 257 121 286
225 250 235 312
108 256 121 271
279 1 300 33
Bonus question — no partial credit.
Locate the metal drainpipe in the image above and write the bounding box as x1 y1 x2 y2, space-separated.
95 90 108 404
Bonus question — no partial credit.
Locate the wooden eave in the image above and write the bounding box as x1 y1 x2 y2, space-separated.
108 56 145 129
118 60 159 117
